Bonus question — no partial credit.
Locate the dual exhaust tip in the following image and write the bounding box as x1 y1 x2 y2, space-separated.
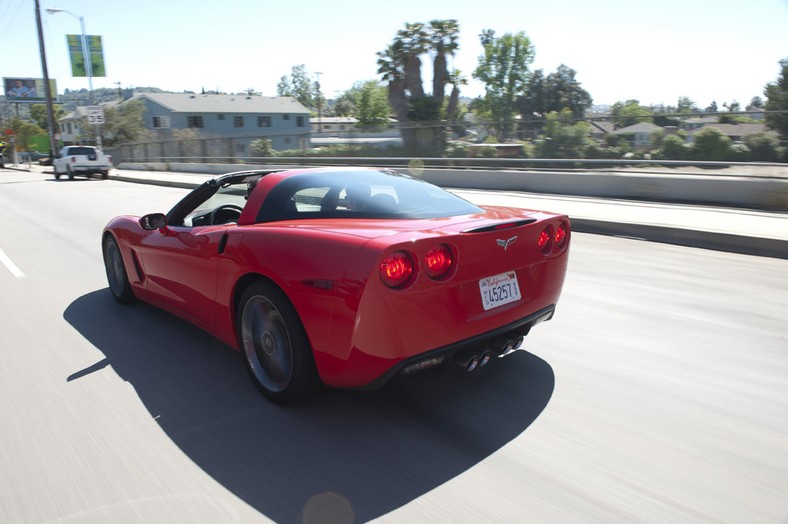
454 335 525 372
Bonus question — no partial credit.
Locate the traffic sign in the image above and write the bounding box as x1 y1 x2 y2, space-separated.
86 105 105 124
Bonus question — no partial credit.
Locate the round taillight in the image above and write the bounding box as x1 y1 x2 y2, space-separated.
555 221 569 250
538 225 554 255
380 251 414 288
424 244 454 280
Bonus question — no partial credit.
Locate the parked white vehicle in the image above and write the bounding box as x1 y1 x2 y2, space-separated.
53 145 112 180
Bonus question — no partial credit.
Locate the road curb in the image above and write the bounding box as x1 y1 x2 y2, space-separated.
571 219 788 260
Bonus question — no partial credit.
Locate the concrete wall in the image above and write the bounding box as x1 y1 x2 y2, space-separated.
118 162 788 212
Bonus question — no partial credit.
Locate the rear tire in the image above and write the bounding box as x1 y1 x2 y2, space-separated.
103 235 135 303
101 170 109 179
237 281 320 404
67 166 74 180
54 167 61 180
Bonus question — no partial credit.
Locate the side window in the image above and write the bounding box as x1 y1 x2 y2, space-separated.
292 187 331 212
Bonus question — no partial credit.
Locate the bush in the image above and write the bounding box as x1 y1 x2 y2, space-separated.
728 143 752 162
249 138 274 157
691 127 732 161
445 141 470 158
520 141 536 158
661 134 689 160
479 145 497 158
744 133 781 162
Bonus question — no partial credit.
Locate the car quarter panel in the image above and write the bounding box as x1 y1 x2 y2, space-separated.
211 224 373 358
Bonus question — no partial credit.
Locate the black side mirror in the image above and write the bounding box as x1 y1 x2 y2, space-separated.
140 213 167 230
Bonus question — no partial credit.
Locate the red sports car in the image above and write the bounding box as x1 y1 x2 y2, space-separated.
103 167 570 403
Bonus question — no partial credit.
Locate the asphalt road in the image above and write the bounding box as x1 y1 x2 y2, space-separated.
1 169 787 523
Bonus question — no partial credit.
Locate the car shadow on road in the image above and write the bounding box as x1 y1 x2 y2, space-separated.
64 289 554 523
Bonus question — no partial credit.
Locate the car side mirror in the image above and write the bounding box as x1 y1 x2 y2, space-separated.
140 213 167 230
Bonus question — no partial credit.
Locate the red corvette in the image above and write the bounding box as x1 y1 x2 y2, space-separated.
103 167 570 403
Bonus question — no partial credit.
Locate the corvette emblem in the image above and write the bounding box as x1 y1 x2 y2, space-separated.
496 236 517 251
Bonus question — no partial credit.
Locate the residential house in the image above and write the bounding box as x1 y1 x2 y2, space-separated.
310 116 401 148
686 123 778 143
126 92 311 153
60 92 312 154
58 103 119 146
611 122 664 149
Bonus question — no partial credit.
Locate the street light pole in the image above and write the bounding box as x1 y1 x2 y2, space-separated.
46 7 100 149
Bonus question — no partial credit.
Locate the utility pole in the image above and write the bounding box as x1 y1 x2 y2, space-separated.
34 0 58 157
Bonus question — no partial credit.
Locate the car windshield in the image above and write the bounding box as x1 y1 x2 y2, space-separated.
257 169 482 222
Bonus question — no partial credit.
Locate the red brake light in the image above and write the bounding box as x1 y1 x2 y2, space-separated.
424 244 453 280
380 251 414 288
538 225 554 255
555 221 569 249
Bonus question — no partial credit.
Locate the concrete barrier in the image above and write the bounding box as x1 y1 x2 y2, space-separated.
118 161 788 212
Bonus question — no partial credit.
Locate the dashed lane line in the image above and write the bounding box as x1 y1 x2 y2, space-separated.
0 246 25 278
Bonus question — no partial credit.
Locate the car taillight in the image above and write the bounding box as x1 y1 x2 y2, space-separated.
555 221 570 250
71 156 77 162
424 244 453 280
538 225 554 255
380 251 414 288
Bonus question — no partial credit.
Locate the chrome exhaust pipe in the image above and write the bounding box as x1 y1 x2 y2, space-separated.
454 351 480 372
478 351 493 367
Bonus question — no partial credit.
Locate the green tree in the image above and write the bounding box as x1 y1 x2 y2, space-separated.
101 100 152 146
610 100 654 128
7 117 45 152
355 81 391 128
543 64 592 119
377 19 463 154
472 30 535 139
676 96 699 114
277 64 319 110
29 104 64 131
333 81 391 126
331 92 356 117
691 127 732 160
764 58 788 137
535 109 592 158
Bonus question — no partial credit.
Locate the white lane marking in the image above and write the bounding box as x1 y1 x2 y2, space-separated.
0 246 25 278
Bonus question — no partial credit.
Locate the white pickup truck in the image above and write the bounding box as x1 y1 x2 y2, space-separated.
53 145 112 180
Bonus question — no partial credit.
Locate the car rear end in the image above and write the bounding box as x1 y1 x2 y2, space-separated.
322 208 570 388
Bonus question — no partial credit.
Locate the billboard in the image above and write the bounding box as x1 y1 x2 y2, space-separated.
3 78 58 103
66 34 106 77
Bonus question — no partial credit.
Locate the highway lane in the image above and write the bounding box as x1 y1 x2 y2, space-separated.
1 169 786 523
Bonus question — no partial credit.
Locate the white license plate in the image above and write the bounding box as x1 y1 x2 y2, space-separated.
479 271 522 311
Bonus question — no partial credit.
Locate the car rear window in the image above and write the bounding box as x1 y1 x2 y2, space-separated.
67 147 97 156
257 169 482 222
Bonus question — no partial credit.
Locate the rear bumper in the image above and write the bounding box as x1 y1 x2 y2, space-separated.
72 164 110 173
354 304 556 390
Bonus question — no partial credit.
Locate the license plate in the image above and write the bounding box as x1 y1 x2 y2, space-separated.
479 271 522 311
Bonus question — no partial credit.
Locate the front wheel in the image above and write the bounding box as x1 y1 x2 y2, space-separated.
103 235 134 303
237 281 320 404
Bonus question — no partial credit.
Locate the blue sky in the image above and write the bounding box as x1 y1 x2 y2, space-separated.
1 0 786 107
